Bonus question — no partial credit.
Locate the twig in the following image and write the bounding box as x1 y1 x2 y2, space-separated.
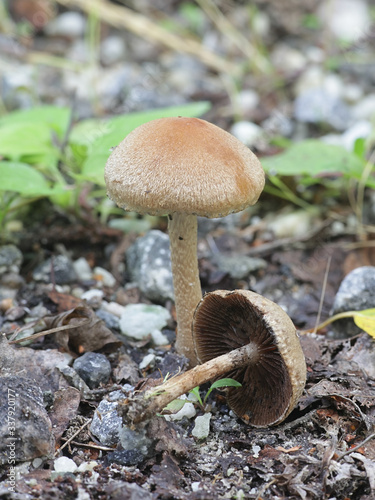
59 439 116 452
55 0 237 75
336 431 375 460
313 256 331 335
8 319 90 344
54 418 92 456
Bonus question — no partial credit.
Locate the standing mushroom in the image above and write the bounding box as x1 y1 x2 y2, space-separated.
105 117 264 366
132 290 306 427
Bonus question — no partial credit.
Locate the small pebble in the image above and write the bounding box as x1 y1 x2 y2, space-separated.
192 412 212 439
126 230 174 303
0 245 23 275
101 301 126 318
119 426 152 457
54 457 77 473
101 35 127 65
90 400 122 446
150 329 170 346
230 121 267 150
81 289 104 303
164 402 196 421
139 353 156 370
317 0 370 42
32 255 77 285
45 12 86 38
73 257 93 282
93 267 116 288
73 352 111 389
119 303 171 341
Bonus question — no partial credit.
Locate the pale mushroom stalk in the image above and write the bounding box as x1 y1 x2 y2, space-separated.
168 213 202 365
134 342 259 423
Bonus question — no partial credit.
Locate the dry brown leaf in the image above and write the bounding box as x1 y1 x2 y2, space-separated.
48 289 85 313
44 306 122 355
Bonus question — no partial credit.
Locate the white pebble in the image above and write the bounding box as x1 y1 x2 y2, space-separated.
150 329 170 346
230 121 267 149
191 482 202 492
54 457 77 473
73 257 92 281
93 267 116 287
192 412 211 439
164 402 196 421
101 301 126 317
81 289 104 302
119 304 170 340
45 12 86 38
139 353 156 370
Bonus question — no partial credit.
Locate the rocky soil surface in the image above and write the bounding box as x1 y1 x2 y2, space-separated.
1 0 375 499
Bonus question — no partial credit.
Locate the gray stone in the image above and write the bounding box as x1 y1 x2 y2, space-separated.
0 245 23 275
126 230 174 303
0 376 54 465
96 309 120 330
214 255 267 280
294 88 352 131
73 352 111 389
119 426 153 460
90 399 122 446
32 255 77 284
330 266 375 338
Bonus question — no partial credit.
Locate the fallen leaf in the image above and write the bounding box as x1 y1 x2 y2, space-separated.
48 289 85 313
44 306 122 355
353 308 375 338
276 445 302 453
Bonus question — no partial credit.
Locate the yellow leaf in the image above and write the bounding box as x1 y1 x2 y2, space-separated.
353 308 375 338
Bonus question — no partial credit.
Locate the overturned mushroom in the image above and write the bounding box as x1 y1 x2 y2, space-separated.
132 290 306 427
105 117 264 366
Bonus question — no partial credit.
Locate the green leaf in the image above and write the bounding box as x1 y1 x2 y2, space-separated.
80 101 211 185
189 386 203 407
262 139 364 178
209 378 242 390
0 122 58 162
0 161 65 196
204 378 242 403
353 308 375 338
164 398 188 412
0 106 71 140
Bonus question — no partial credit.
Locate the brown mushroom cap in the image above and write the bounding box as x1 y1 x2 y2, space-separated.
104 117 265 218
193 290 306 427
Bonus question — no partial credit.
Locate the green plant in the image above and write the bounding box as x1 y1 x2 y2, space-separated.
165 377 242 414
301 307 375 337
0 101 211 232
261 137 375 209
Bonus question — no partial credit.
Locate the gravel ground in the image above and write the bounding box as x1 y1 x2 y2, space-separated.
1 1 375 499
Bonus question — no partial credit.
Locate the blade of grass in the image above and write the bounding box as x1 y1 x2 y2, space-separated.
55 0 237 75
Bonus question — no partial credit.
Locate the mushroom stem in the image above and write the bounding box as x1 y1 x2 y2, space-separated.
134 342 258 423
168 213 202 366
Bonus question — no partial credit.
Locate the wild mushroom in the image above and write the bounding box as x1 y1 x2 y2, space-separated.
105 117 264 366
132 290 306 427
